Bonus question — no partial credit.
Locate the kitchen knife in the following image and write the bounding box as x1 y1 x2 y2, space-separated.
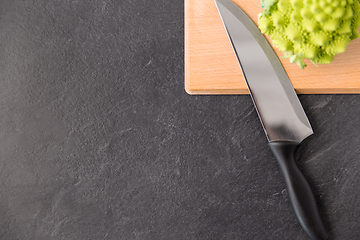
214 0 328 239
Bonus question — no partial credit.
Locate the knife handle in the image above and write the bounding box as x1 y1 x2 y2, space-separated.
269 141 328 240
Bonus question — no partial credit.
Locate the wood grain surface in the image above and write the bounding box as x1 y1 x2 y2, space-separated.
185 0 360 94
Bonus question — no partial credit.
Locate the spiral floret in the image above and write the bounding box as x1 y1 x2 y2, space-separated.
258 0 360 69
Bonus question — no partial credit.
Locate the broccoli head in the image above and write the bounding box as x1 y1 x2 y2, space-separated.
258 0 360 69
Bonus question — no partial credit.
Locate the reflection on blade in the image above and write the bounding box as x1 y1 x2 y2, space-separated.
215 0 313 143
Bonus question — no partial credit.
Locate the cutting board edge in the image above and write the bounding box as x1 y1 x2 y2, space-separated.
185 85 360 95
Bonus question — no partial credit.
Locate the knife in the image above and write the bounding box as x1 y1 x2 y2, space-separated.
214 0 328 239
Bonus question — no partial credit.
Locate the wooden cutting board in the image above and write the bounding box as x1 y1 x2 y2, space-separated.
185 0 360 94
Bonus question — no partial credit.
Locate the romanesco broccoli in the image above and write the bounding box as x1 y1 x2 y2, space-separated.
258 0 360 69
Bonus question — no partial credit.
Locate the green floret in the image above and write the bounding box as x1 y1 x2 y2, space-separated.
258 0 360 69
260 0 279 15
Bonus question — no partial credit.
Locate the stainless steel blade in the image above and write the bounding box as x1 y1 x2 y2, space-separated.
215 0 313 143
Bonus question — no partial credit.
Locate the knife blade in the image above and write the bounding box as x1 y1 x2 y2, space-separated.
214 0 328 239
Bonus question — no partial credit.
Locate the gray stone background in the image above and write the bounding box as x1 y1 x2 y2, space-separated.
1 0 360 239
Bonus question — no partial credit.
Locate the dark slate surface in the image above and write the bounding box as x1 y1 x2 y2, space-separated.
1 0 360 239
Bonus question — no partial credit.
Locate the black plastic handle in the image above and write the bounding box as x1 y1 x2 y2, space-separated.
269 141 328 240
